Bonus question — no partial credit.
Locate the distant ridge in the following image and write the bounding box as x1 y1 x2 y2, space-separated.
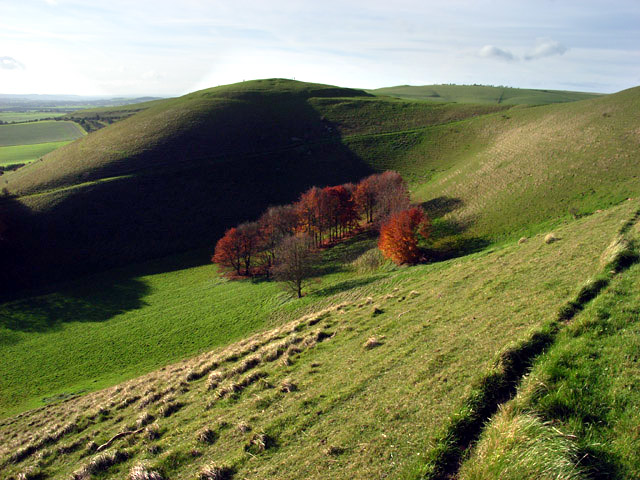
368 84 602 105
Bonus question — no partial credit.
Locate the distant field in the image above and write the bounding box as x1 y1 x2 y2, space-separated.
0 112 68 123
0 141 70 166
0 120 85 147
369 84 602 105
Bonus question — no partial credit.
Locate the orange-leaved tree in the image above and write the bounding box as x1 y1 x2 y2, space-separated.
378 207 431 265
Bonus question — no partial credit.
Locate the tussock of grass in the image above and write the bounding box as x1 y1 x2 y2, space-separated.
198 464 234 480
128 464 164 480
544 233 559 244
458 408 584 480
16 466 42 480
363 336 383 350
136 412 154 428
144 423 160 440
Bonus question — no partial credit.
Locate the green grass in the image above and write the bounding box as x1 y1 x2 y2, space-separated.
0 234 379 417
0 120 85 147
369 84 602 105
0 141 71 166
460 263 640 479
0 202 635 479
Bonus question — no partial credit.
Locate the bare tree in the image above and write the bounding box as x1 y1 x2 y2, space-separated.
273 234 318 298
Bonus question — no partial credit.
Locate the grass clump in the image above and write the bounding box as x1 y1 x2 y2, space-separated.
197 427 218 444
458 409 584 480
198 464 234 480
128 464 164 480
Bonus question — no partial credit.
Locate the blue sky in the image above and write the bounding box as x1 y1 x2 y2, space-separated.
1 0 638 96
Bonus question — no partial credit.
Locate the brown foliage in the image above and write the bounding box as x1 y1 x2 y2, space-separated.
378 207 431 264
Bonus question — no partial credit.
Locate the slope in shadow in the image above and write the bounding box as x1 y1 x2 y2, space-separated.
3 89 375 294
420 197 490 260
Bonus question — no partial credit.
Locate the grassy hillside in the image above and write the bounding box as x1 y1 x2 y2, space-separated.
0 201 636 479
459 217 640 480
0 235 379 417
0 120 85 146
0 79 503 293
369 84 602 105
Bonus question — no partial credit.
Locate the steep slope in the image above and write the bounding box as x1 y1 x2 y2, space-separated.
0 79 503 293
0 202 635 480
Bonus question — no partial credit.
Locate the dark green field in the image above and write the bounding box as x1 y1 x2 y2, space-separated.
0 120 85 147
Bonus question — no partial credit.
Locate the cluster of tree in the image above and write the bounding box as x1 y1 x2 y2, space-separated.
212 170 414 296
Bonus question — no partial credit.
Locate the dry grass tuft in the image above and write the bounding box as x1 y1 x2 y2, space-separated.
544 233 559 244
158 401 183 418
280 380 297 393
324 445 345 456
363 336 383 350
145 423 161 440
85 441 98 453
73 449 129 478
206 371 224 391
237 421 251 433
197 427 217 444
17 466 41 480
198 464 234 480
245 432 273 453
518 237 528 244
136 412 154 428
128 463 164 480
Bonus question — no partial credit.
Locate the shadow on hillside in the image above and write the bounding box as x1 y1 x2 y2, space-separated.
419 197 491 261
0 197 150 333
0 277 149 334
421 196 464 218
311 276 381 298
3 89 377 296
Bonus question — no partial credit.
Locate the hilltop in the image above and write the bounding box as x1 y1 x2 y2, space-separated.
369 84 602 105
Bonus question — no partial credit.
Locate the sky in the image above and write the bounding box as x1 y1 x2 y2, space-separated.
1 0 639 97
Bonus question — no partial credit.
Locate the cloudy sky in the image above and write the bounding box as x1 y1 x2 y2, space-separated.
1 0 638 96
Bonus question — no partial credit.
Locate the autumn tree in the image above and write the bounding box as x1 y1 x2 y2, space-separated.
354 176 376 223
273 234 318 298
354 171 409 227
212 227 244 275
371 170 410 226
378 207 431 265
257 205 299 277
212 222 262 276
296 187 322 245
236 221 262 275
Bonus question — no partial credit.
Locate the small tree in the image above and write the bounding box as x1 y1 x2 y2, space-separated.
212 227 244 275
273 234 318 298
378 207 431 265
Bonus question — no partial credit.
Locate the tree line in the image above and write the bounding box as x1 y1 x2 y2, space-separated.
212 171 431 296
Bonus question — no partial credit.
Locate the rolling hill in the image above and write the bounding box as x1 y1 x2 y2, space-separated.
369 84 602 105
0 79 504 293
2 79 640 479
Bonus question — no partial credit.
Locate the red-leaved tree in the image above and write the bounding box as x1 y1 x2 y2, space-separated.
378 207 431 265
212 227 244 275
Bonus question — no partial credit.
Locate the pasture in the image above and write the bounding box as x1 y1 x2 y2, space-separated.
0 120 85 147
0 141 70 166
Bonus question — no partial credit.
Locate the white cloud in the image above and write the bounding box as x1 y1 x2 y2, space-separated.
478 45 516 62
525 38 568 60
0 56 24 69
44 0 58 5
